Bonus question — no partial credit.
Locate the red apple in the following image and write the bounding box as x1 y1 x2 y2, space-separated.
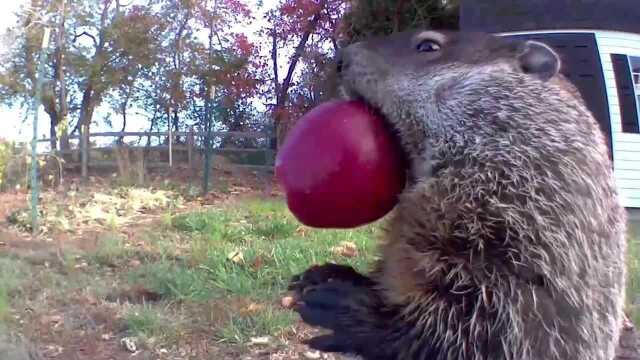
275 100 406 228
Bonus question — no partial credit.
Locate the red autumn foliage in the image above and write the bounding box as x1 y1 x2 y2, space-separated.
260 0 346 144
186 0 265 108
215 33 264 107
267 0 345 41
234 33 253 58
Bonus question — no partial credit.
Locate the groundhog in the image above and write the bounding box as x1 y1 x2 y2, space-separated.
287 29 634 360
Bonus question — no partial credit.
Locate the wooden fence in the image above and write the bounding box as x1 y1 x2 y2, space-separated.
37 129 275 173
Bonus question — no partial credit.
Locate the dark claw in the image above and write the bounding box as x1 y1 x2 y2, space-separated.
293 283 351 329
295 302 341 329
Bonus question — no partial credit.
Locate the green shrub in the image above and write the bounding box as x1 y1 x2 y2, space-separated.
0 140 15 191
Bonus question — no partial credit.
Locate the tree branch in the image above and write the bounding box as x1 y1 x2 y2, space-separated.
278 0 328 107
73 31 98 47
271 28 280 97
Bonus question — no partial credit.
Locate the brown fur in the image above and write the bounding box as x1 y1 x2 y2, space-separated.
288 29 629 360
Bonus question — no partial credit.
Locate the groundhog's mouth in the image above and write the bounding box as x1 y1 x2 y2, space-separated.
338 84 412 179
338 84 402 137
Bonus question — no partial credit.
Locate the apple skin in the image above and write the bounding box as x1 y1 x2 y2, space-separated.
275 100 407 229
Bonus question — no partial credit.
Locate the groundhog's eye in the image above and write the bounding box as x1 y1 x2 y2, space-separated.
416 40 441 53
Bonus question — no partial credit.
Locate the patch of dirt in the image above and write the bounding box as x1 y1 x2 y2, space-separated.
0 191 27 221
15 298 132 360
64 229 102 253
0 227 61 265
105 284 163 304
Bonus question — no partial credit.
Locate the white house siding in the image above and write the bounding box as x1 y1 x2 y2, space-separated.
497 29 640 208
595 31 640 208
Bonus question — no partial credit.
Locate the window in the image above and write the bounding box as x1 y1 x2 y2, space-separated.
632 56 640 120
611 54 640 133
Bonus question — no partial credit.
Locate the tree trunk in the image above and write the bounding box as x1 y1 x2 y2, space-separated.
79 83 97 179
117 82 134 144
49 117 58 151
172 109 180 141
77 0 112 180
269 29 280 150
167 7 191 142
56 0 70 152
271 0 328 150
42 95 59 152
118 102 127 144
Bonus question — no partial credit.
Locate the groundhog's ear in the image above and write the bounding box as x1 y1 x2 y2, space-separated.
516 40 561 81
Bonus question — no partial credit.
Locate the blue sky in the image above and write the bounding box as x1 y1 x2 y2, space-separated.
0 1 32 143
0 0 278 146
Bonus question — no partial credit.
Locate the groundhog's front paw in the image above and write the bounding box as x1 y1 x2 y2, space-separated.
293 280 356 329
288 263 372 295
292 280 383 355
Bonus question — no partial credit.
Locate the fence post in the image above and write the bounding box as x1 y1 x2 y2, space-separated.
80 123 89 180
263 123 275 196
135 147 144 184
187 126 194 169
168 111 173 168
202 86 215 195
30 27 52 236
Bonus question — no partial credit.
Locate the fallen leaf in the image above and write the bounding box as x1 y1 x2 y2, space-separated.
75 294 98 306
304 350 322 359
227 250 244 264
42 345 63 357
249 336 271 345
40 314 63 326
121 337 137 352
331 241 359 258
129 259 141 268
241 302 265 315
281 296 296 309
252 256 263 270
295 226 308 236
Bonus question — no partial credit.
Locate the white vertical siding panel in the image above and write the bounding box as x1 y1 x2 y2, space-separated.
596 31 640 207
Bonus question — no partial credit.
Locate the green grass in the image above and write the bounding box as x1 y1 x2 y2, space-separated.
218 305 298 344
124 304 176 340
244 200 298 240
124 198 380 343
0 257 30 321
91 232 134 266
126 307 161 336
128 261 217 301
0 289 9 322
173 200 378 298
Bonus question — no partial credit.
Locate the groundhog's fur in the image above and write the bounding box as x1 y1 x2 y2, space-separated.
288 29 630 360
